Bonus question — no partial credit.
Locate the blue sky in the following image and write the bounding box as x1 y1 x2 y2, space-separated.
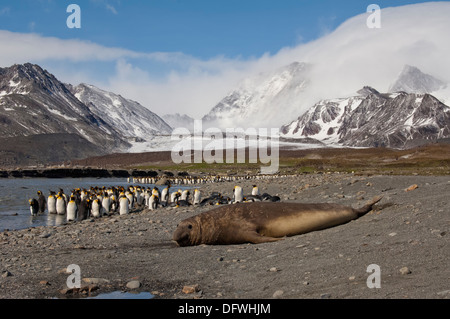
0 0 445 59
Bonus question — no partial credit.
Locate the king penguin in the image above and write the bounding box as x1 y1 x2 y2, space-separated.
91 198 102 218
193 189 201 205
47 191 57 214
66 195 78 222
29 198 39 216
77 198 90 221
37 191 46 214
125 191 134 210
251 185 260 196
119 196 129 215
170 191 181 204
56 194 66 215
149 194 159 210
161 186 169 204
181 189 190 202
102 193 111 216
233 186 244 203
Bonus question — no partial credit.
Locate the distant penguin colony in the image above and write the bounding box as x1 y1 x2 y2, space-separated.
26 181 280 223
131 173 296 186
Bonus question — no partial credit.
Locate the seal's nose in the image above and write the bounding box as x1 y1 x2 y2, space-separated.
172 227 188 247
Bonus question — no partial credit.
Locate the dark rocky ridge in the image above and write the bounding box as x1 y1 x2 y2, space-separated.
0 168 158 179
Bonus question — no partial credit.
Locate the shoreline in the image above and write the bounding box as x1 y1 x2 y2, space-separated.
0 168 150 179
0 173 449 299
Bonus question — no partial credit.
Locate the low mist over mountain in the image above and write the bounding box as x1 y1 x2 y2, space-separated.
202 62 310 129
389 65 447 94
162 113 195 131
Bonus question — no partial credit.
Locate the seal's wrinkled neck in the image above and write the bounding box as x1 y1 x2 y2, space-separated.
193 214 219 245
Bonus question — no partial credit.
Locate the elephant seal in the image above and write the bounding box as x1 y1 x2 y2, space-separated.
173 196 382 246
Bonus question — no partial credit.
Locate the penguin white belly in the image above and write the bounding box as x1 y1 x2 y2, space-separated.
102 198 111 215
119 197 129 215
48 196 57 214
170 192 179 203
193 190 201 205
181 190 189 201
144 193 150 208
91 200 101 218
233 186 244 203
149 195 158 210
66 201 77 221
56 198 66 215
161 188 169 202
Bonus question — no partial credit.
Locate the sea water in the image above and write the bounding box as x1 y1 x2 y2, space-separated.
0 178 162 232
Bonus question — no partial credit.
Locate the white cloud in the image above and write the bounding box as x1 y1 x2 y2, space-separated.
106 1 450 123
90 0 119 15
105 4 118 15
0 30 140 65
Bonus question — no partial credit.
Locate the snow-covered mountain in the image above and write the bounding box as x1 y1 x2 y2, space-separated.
68 83 172 141
281 87 450 149
389 65 447 94
202 62 311 129
0 63 174 165
0 63 128 151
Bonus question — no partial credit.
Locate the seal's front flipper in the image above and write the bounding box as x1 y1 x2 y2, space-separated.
244 231 283 244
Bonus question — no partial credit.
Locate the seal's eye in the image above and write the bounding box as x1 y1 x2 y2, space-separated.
188 224 193 229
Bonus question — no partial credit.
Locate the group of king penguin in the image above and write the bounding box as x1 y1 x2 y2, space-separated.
28 184 280 222
198 185 281 206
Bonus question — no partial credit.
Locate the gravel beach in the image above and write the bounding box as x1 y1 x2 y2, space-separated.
0 173 449 299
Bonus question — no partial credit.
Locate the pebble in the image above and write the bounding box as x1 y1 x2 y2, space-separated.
437 290 450 296
83 278 110 284
405 184 418 192
182 284 200 294
272 290 284 298
399 267 412 275
269 267 279 272
126 280 141 289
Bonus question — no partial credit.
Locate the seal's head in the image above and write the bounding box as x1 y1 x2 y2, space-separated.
173 220 196 247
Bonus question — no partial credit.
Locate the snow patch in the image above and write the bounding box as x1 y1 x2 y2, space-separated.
47 107 77 121
9 79 20 87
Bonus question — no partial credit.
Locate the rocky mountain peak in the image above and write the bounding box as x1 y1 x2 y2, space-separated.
281 88 450 149
357 86 380 97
